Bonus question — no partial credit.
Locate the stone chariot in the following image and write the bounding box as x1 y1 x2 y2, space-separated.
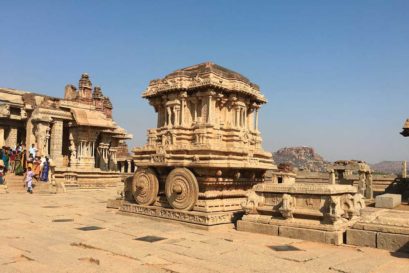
122 62 276 226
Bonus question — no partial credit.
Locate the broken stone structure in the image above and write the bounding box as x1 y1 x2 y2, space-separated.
0 74 132 188
329 160 373 199
120 62 275 226
238 166 365 245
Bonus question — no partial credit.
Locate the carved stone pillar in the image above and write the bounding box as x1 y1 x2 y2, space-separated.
166 107 172 127
0 127 4 147
108 148 117 171
127 160 132 173
248 109 254 131
33 122 50 156
235 108 240 128
50 120 63 166
255 109 259 131
120 161 125 173
70 127 98 169
5 127 18 148
174 105 181 126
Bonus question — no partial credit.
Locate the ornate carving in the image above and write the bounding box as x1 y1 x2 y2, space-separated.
130 168 159 206
279 193 295 219
241 190 264 214
165 168 199 211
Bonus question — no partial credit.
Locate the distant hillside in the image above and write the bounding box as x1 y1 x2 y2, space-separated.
273 146 407 175
370 161 406 175
272 147 329 172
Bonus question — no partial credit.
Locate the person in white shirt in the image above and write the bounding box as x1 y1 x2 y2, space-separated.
29 144 37 158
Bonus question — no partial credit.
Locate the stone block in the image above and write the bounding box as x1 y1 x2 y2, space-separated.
236 221 278 236
107 199 123 209
375 193 401 208
346 229 376 248
377 232 409 253
278 226 344 245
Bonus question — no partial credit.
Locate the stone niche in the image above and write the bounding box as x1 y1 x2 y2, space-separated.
120 62 276 227
237 174 365 245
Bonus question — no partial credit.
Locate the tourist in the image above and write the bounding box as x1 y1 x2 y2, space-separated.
0 160 5 185
14 149 25 175
2 147 9 174
24 166 35 194
33 156 41 178
9 150 16 172
40 157 50 182
27 154 34 170
29 144 37 158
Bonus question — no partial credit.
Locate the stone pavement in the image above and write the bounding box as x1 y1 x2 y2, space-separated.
1 189 409 273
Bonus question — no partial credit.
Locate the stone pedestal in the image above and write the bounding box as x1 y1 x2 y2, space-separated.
238 183 365 245
375 193 401 208
348 208 409 252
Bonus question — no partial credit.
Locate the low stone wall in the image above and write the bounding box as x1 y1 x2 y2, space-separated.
55 167 126 189
296 171 396 195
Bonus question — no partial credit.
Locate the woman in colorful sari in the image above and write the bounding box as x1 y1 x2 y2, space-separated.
14 151 24 175
2 148 9 173
33 156 41 178
40 157 50 182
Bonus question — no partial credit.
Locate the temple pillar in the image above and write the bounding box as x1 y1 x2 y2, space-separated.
5 127 18 148
255 109 259 131
402 161 407 178
235 108 240 128
248 110 254 131
120 161 125 173
0 127 4 147
174 105 180 126
127 160 132 173
50 120 63 166
166 107 172 127
70 127 97 169
33 121 50 156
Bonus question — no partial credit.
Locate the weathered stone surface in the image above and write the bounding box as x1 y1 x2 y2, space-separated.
375 193 401 208
236 220 279 236
107 199 123 209
278 226 344 245
377 232 409 252
346 229 376 248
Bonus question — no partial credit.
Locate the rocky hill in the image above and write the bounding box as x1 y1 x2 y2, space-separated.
370 161 406 175
272 147 329 172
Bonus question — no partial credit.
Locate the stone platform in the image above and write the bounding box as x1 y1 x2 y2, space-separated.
55 168 124 188
118 201 242 228
347 207 409 252
237 216 356 245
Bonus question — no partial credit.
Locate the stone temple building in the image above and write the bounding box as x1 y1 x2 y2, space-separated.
0 73 132 187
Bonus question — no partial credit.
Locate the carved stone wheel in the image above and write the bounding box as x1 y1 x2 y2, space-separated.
165 168 199 211
131 168 159 206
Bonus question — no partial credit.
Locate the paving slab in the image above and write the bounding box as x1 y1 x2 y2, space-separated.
1 188 409 273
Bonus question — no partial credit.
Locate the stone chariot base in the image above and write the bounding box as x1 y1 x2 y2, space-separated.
118 201 241 229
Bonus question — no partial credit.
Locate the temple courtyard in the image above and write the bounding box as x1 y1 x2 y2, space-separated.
0 188 408 273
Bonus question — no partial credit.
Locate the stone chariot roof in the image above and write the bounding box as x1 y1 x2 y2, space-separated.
142 62 267 103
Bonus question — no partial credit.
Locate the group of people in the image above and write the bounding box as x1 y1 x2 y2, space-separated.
0 143 51 194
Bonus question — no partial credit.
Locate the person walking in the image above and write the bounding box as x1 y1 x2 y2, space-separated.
40 157 50 182
24 166 35 194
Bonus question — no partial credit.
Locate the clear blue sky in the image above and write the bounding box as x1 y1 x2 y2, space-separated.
1 1 408 163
